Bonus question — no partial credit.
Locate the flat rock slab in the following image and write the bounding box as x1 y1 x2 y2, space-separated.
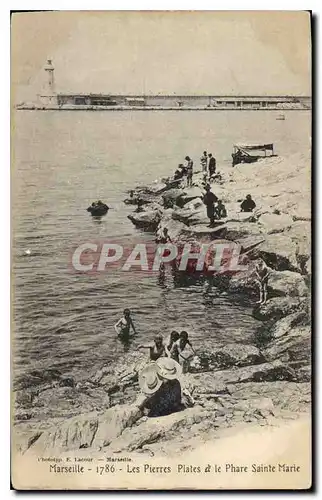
253 297 306 321
263 325 311 365
108 406 210 452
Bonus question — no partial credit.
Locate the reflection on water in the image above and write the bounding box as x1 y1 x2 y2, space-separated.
12 110 310 387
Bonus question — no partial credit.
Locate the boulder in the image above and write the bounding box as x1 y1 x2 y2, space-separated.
253 297 305 321
268 310 309 340
172 206 208 227
236 235 266 251
228 268 257 295
128 209 162 230
233 397 275 417
257 233 300 272
230 381 311 414
164 178 183 190
184 223 226 240
28 412 100 453
162 189 184 209
263 325 311 365
258 213 293 234
286 221 311 271
304 256 311 275
196 344 264 371
14 368 62 392
157 217 188 242
142 182 168 195
220 221 263 241
32 386 110 419
296 365 311 382
28 403 144 453
183 198 204 211
108 406 210 452
184 372 230 397
267 270 308 297
209 344 265 369
227 211 258 223
92 404 143 449
177 187 204 207
212 361 297 385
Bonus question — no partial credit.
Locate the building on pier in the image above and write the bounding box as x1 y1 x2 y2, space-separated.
36 60 311 110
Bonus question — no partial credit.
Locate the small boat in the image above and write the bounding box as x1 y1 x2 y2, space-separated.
87 202 109 216
231 143 276 167
276 114 285 121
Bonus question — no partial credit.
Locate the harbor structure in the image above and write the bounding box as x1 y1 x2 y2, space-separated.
24 60 311 111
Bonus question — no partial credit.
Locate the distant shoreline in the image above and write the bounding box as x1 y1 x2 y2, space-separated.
15 105 309 112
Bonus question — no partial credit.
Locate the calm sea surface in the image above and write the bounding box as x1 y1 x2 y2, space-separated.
12 110 311 386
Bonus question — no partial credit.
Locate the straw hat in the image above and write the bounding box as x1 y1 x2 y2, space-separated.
156 357 182 380
138 363 163 395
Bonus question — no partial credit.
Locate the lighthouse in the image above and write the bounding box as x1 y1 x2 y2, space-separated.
38 59 57 106
44 59 55 93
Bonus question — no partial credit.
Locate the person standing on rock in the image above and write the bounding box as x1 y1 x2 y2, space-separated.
200 151 208 172
208 153 216 177
255 260 269 304
203 184 218 227
185 156 194 187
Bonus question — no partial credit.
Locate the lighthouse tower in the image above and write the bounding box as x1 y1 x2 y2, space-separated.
39 59 57 106
44 59 55 93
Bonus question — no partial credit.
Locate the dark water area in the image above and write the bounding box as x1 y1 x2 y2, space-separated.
12 110 311 387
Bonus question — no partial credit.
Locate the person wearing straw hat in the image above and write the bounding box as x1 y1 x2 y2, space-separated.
138 362 163 396
137 358 183 417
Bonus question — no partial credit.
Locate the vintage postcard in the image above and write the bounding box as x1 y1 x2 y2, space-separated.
11 10 312 490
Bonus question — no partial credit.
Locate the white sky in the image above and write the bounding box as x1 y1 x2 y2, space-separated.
11 11 311 101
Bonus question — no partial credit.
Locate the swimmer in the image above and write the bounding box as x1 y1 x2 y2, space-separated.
138 334 167 361
114 308 137 337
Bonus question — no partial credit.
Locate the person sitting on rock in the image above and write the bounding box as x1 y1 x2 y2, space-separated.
137 358 184 417
214 199 227 220
170 331 196 373
203 184 218 227
255 260 269 305
174 165 184 180
135 197 144 213
138 334 167 361
114 308 137 338
156 227 172 244
240 194 256 212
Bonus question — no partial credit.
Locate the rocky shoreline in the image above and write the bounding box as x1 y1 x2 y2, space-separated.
13 151 311 458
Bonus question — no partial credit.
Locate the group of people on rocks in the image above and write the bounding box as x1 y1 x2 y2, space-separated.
203 188 257 227
172 152 257 227
138 330 196 373
173 151 219 187
174 156 194 187
115 309 196 374
200 150 217 178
